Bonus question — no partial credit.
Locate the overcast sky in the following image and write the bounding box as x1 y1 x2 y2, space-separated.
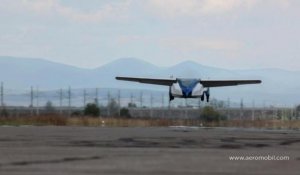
0 0 299 70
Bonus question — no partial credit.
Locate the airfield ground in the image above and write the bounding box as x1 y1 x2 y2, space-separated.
0 126 299 175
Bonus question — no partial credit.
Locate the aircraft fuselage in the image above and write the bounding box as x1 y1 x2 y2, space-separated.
170 79 207 99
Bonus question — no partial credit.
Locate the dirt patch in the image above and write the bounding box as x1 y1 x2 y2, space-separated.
279 139 300 145
219 144 243 149
0 156 101 167
244 143 269 148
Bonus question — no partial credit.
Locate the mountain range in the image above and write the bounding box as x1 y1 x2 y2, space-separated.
0 56 299 106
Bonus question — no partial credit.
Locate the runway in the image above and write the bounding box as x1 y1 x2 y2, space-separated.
0 126 299 175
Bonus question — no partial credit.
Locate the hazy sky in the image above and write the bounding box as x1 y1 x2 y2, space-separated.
0 0 299 70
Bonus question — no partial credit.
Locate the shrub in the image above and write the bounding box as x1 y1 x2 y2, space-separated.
44 101 55 113
200 106 226 122
120 107 131 118
128 102 137 108
0 107 9 117
107 98 120 116
84 103 100 117
71 111 82 116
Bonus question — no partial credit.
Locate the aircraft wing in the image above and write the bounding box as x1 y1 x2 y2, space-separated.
200 80 261 87
116 76 176 86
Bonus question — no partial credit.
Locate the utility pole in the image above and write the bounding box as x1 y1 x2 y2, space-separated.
150 93 153 108
239 98 244 120
83 89 87 107
1 82 3 109
272 103 276 120
227 98 230 108
140 91 143 108
1 82 3 116
290 105 294 120
59 88 63 115
30 86 34 116
118 90 121 116
150 93 153 118
263 100 266 119
36 86 39 116
68 86 71 116
107 91 110 116
161 93 165 118
1 82 3 108
252 100 255 121
95 88 100 118
226 98 230 120
130 93 133 104
95 88 99 106
161 93 164 108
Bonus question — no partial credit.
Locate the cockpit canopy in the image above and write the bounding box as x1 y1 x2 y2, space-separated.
177 79 199 87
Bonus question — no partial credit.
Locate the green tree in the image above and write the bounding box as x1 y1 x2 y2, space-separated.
120 107 131 118
128 102 137 108
45 101 55 113
296 105 300 111
0 106 9 117
200 106 226 122
84 103 100 117
296 105 300 119
107 98 119 116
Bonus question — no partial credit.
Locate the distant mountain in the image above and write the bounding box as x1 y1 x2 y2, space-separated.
0 56 90 89
0 56 299 106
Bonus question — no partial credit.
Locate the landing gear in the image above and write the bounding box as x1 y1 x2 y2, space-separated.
204 88 210 102
201 94 205 101
201 93 209 102
169 86 175 101
206 94 210 102
169 93 174 101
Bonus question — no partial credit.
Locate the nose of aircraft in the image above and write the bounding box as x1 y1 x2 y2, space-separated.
182 88 192 97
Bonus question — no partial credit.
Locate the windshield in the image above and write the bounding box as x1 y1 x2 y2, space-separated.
178 79 198 88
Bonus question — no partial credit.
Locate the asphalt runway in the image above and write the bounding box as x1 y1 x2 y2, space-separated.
0 126 299 175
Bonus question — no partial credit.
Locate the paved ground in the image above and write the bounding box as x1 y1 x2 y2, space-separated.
0 126 299 175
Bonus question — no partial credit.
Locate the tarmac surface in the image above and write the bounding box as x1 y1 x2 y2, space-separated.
0 126 299 175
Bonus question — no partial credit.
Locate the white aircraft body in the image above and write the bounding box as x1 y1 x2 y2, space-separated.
116 77 261 102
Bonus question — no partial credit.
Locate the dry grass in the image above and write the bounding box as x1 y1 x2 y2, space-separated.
0 115 300 129
218 119 300 129
0 115 67 126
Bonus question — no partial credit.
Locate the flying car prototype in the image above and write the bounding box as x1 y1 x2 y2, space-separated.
116 76 261 102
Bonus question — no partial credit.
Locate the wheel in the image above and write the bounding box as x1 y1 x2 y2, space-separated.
206 95 210 102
